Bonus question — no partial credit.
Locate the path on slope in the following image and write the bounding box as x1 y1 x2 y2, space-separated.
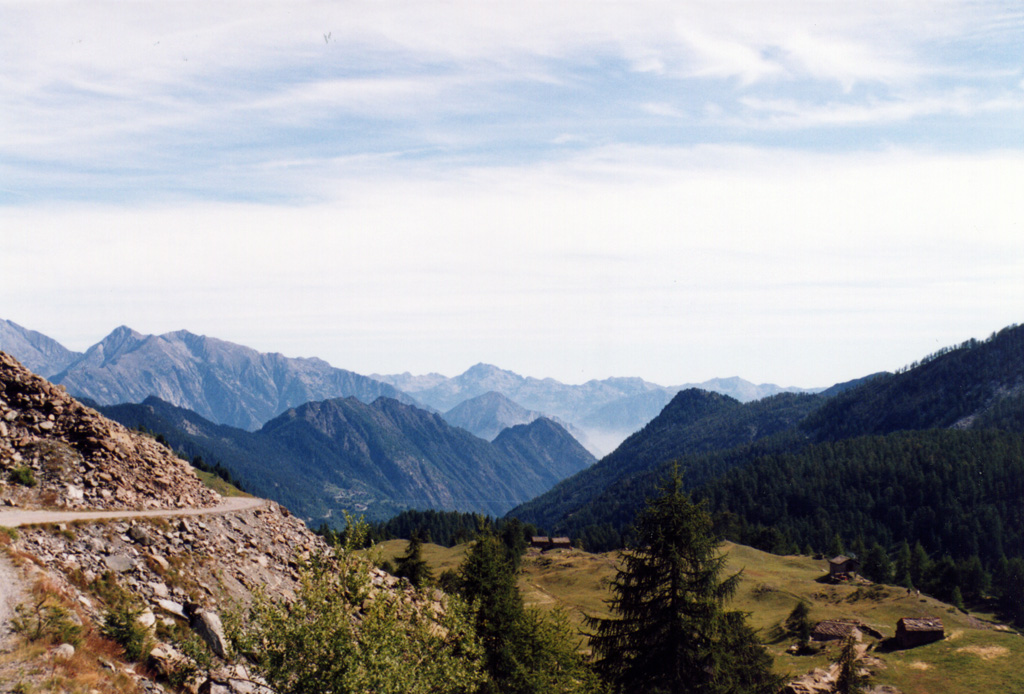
0 496 267 671
0 495 265 528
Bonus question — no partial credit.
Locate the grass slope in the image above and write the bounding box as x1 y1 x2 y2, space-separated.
374 539 1024 693
193 469 251 498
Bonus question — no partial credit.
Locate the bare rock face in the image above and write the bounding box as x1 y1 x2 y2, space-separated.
0 351 220 510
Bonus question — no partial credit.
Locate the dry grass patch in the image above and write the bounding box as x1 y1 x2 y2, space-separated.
956 645 1009 661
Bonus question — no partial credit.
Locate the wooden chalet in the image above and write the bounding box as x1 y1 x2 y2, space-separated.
529 536 572 551
828 555 859 579
896 617 944 648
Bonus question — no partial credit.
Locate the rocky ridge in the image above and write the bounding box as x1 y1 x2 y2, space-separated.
0 351 220 511
0 351 440 694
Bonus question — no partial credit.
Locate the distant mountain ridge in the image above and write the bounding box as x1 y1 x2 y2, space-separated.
2 320 822 457
0 319 83 377
443 391 542 441
98 394 595 525
42 326 415 431
376 363 821 455
442 391 591 448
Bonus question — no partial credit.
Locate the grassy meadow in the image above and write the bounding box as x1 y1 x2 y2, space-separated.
373 538 1024 693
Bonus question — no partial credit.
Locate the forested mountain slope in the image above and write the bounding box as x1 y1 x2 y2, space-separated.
509 323 1024 555
800 323 1024 439
99 395 593 525
697 428 1024 571
508 389 822 531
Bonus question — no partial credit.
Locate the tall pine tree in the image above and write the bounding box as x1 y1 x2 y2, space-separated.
587 467 780 694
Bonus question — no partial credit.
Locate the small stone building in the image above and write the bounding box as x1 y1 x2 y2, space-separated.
811 620 860 642
829 555 859 579
550 536 572 550
530 536 551 549
896 617 944 648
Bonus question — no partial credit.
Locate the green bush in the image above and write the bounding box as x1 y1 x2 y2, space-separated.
8 466 37 487
101 600 151 662
11 593 82 646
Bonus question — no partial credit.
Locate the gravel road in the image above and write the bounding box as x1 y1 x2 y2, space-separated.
0 496 266 638
0 496 265 528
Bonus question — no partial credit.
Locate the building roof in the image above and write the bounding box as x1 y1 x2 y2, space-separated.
830 555 852 565
811 620 859 640
898 617 944 632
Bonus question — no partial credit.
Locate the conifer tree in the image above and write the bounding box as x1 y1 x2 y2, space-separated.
785 600 812 645
832 634 866 694
827 533 845 559
394 532 433 588
458 532 598 694
587 467 780 694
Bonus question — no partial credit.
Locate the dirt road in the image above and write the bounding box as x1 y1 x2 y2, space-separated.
0 495 265 528
0 496 267 640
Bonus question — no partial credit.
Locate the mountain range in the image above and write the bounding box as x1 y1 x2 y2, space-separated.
376 363 822 455
9 323 414 430
96 394 595 525
0 319 82 377
0 320 821 456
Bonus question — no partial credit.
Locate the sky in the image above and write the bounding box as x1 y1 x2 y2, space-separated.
2 1 1022 388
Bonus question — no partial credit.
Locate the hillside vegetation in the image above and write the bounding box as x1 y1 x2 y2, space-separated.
376 538 1024 694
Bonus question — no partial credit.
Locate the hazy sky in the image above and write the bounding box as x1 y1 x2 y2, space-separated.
2 1 1022 387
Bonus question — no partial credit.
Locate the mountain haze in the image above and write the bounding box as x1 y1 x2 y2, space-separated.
443 391 543 441
377 362 821 455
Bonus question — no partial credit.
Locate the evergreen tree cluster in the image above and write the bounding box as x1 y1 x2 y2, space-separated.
247 474 783 694
587 469 781 694
698 429 1024 568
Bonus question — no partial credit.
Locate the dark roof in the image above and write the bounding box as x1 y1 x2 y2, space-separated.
811 620 859 640
898 617 944 632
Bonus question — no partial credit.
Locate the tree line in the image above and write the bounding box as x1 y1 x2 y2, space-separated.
235 474 783 694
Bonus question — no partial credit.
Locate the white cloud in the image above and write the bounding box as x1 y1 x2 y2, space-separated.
2 2 1022 384
3 146 1022 384
738 89 1024 128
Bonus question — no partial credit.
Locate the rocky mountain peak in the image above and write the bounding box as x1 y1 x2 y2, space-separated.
0 351 220 511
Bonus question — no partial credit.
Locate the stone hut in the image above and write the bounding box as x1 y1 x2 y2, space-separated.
550 536 572 550
829 555 859 579
530 536 551 549
896 617 944 648
811 620 860 642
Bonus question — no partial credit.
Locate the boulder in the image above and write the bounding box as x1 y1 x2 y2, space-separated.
53 643 75 660
104 554 135 572
187 604 229 658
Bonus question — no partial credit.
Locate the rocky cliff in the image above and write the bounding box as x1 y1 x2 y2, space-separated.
0 351 220 511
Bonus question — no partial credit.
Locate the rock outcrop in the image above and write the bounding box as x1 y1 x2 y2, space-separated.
0 352 441 694
0 351 220 510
